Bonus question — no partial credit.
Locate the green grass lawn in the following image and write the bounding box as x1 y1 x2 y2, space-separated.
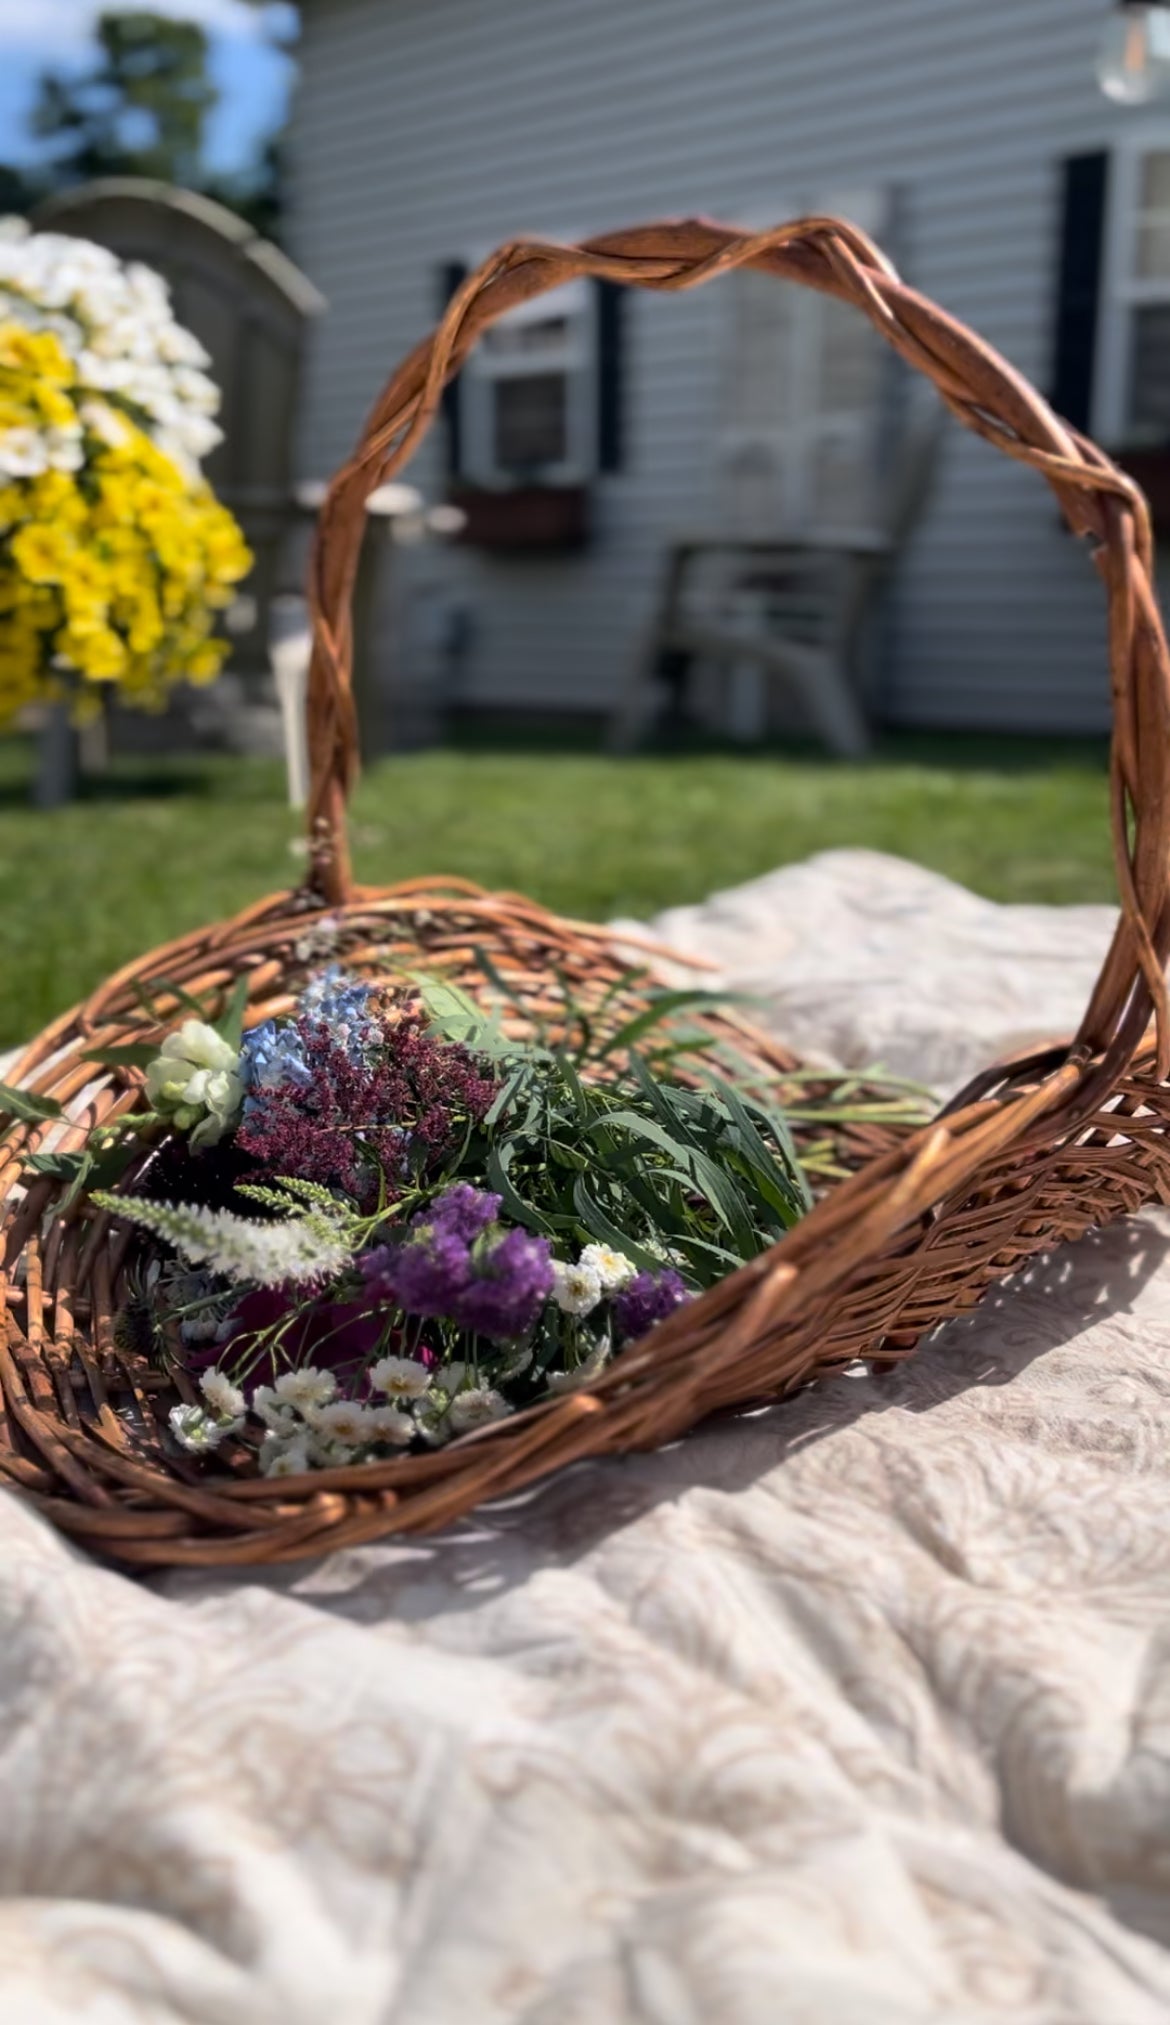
0 730 1116 1050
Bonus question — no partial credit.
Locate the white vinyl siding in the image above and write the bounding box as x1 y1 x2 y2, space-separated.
289 0 1136 732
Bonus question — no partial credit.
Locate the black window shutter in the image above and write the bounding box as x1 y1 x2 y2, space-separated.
1051 151 1109 433
595 278 625 472
437 260 468 479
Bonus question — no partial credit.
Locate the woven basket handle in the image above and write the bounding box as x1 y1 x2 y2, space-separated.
306 214 1170 1086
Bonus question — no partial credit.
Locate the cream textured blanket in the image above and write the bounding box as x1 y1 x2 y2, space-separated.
4 850 1170 2025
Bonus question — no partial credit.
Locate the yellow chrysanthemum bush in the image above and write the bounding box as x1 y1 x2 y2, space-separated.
0 224 251 724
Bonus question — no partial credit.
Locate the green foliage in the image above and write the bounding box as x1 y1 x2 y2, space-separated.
0 1081 62 1126
418 972 810 1286
28 7 291 237
34 12 217 188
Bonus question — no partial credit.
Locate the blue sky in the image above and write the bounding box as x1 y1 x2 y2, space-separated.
0 0 296 173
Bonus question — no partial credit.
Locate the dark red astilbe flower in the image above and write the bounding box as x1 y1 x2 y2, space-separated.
237 1009 497 1202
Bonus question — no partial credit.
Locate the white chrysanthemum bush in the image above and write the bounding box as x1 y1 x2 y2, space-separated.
0 219 251 723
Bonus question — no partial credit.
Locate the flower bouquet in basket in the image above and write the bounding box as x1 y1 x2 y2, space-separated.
3 209 1160 1570
39 956 925 1481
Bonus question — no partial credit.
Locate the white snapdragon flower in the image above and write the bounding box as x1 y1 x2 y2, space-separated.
96 1193 355 1290
145 1019 244 1148
577 1244 636 1294
199 1369 247 1420
551 1259 603 1317
447 1387 511 1435
368 1354 432 1401
273 1367 338 1414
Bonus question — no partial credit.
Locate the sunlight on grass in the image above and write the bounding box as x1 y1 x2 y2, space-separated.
0 732 1114 1049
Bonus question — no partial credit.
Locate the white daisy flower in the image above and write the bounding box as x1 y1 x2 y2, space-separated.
260 1433 312 1479
45 427 84 473
551 1259 603 1317
306 1435 358 1469
432 1361 469 1396
79 398 128 448
368 1354 431 1401
364 1404 415 1446
274 1367 338 1413
447 1387 511 1435
168 1403 225 1454
250 1384 300 1435
0 427 49 478
199 1369 246 1419
578 1244 637 1294
546 1342 611 1395
304 1399 376 1446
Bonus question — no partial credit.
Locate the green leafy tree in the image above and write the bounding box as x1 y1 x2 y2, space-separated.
0 163 44 217
29 5 296 242
33 11 217 189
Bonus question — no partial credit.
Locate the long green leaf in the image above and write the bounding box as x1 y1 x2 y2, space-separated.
0 1081 63 1126
131 975 210 1025
707 1072 811 1221
214 975 251 1048
598 990 745 1059
588 1108 757 1247
570 1178 662 1274
82 1042 159 1071
485 1142 554 1235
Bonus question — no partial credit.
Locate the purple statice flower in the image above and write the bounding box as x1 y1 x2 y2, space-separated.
425 1183 502 1245
362 1224 473 1318
237 1008 497 1203
613 1268 690 1344
362 1185 553 1342
450 1227 554 1340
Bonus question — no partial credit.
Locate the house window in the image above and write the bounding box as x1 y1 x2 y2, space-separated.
1095 137 1170 443
717 185 893 539
460 278 597 488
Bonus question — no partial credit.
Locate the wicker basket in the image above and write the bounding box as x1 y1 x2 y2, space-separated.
3 214 1167 1570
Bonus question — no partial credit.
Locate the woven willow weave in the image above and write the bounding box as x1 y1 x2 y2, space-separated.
2 214 1168 1569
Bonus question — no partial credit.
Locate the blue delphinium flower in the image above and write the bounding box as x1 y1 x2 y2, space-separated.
300 966 377 1062
238 967 378 1122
